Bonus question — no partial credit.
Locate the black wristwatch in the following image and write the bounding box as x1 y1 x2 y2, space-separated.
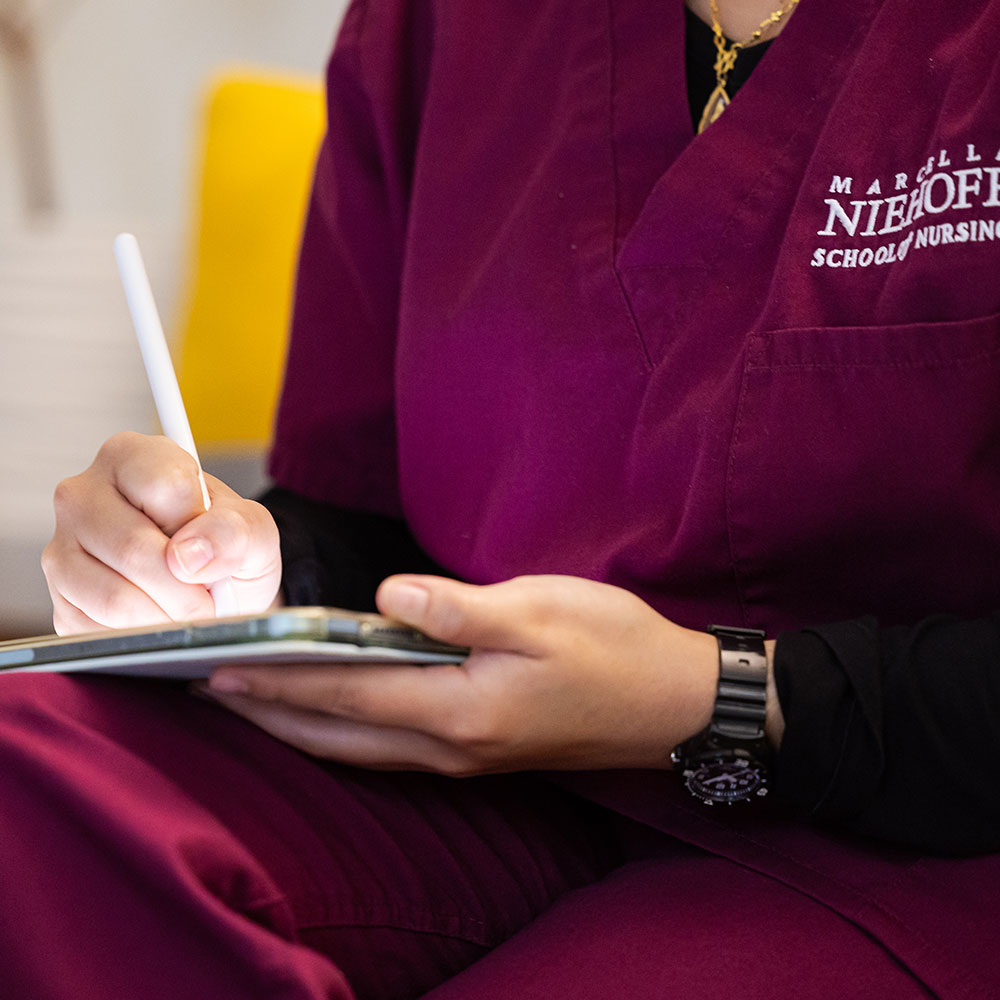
670 625 772 805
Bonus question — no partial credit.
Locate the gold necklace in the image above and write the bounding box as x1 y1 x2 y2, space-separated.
697 0 801 134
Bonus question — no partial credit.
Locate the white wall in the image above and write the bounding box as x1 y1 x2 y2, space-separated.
0 0 348 635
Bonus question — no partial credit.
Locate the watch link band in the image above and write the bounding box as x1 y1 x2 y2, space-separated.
670 625 772 805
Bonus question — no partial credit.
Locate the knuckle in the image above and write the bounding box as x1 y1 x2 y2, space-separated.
240 671 284 703
421 596 467 645
298 675 375 720
39 541 59 580
144 461 202 514
215 502 249 534
95 432 124 463
110 530 160 582
507 575 556 623
51 609 70 636
440 700 501 752
208 504 253 558
52 606 89 637
91 584 142 629
97 431 143 467
51 474 84 520
239 669 309 708
326 687 372 720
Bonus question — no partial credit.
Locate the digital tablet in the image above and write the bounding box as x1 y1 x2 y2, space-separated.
0 607 469 680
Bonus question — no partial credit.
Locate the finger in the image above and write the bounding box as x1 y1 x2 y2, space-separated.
96 432 208 536
375 576 544 652
49 590 114 636
206 661 477 735
65 484 216 623
53 435 279 622
47 539 209 630
198 690 472 773
166 489 280 588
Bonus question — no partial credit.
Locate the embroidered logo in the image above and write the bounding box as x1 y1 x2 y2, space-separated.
810 144 1000 269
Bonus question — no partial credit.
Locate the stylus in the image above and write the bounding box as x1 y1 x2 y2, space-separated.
112 232 240 618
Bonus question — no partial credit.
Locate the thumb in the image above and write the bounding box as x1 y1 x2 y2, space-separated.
166 494 280 587
376 576 532 652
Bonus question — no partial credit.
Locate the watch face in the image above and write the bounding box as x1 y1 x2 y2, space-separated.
682 756 768 805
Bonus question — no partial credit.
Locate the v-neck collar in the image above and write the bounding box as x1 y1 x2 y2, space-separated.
612 0 885 272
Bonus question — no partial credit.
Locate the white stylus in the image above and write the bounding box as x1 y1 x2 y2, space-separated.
113 232 240 618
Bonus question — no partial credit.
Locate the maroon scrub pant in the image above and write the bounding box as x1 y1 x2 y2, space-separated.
0 674 931 999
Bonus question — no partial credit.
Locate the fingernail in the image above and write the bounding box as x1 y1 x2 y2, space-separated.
381 581 429 621
174 536 214 575
208 672 249 694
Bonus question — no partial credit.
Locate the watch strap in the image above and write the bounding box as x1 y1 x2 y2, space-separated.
707 624 768 744
670 624 772 805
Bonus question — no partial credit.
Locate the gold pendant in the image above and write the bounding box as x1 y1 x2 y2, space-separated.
698 83 730 134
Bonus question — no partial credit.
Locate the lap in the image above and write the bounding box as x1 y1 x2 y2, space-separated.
0 673 620 1000
422 847 933 999
0 673 973 999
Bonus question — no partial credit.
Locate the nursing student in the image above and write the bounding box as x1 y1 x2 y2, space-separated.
6 0 1000 997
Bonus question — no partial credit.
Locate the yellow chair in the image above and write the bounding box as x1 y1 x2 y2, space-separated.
175 70 325 461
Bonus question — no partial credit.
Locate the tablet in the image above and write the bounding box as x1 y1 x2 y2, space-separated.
0 607 469 680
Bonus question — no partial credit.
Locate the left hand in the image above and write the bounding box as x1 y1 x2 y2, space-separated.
201 574 721 776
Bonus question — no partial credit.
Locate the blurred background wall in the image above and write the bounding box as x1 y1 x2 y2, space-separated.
0 0 349 636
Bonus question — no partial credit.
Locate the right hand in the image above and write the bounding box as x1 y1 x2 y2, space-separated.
42 432 282 635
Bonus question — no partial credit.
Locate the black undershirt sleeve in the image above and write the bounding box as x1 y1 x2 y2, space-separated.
773 615 1000 856
257 486 451 612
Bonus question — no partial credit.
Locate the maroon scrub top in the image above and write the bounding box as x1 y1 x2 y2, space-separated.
270 2 1000 995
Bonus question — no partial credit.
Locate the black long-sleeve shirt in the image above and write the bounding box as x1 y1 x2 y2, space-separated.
773 616 1000 855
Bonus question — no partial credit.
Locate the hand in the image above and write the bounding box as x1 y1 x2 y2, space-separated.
202 574 725 776
42 432 282 634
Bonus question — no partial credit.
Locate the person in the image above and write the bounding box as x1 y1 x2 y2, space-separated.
5 0 1000 996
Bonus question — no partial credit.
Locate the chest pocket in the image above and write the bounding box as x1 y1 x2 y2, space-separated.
725 311 1000 630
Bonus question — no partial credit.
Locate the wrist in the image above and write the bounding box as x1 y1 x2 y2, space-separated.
668 624 722 746
764 638 785 749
